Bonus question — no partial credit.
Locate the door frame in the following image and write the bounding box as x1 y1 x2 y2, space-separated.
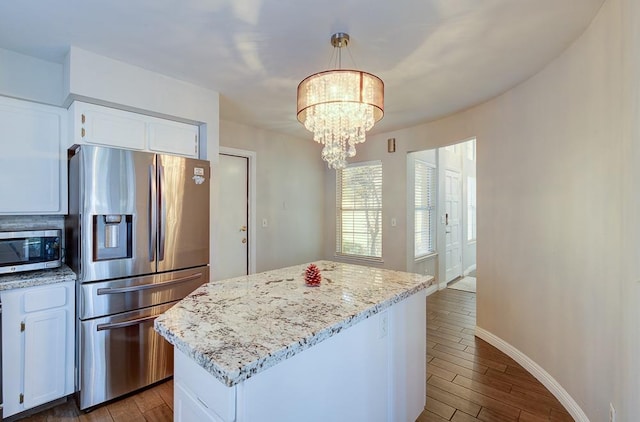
219 147 257 275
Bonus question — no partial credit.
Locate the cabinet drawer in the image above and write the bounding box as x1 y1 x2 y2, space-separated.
175 350 236 422
23 284 68 313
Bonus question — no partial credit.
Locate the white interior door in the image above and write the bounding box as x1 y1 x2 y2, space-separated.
444 169 462 282
215 154 249 280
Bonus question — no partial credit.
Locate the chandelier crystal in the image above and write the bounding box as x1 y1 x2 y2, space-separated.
297 33 384 169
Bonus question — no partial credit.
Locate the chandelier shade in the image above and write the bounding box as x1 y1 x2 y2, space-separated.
296 34 384 169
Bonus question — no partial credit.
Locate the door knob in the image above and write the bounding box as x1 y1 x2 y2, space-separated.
242 238 247 244
240 225 247 232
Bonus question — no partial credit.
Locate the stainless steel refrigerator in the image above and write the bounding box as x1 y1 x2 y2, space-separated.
66 144 210 410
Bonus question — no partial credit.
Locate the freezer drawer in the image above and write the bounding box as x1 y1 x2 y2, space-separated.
78 302 176 410
79 266 208 320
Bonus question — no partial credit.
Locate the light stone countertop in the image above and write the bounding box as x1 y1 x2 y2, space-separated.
154 260 434 387
0 265 76 291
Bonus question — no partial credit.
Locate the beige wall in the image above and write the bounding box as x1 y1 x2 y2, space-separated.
324 0 636 419
621 0 640 418
218 119 325 273
472 0 625 418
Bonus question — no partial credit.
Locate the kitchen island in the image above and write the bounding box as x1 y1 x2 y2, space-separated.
155 260 434 422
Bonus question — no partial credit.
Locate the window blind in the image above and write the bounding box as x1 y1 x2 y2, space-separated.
415 160 435 257
336 161 383 258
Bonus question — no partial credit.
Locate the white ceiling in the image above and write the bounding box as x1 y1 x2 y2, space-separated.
0 0 604 137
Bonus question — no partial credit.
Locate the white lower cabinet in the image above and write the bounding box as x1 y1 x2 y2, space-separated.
175 383 222 422
174 351 236 422
1 282 75 418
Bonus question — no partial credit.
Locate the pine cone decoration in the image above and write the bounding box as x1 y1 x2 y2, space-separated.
304 263 321 286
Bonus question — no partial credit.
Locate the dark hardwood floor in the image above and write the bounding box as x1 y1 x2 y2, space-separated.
15 286 573 421
13 379 173 421
417 287 574 422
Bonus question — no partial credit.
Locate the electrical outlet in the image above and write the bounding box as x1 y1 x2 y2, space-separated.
391 217 397 227
379 311 388 338
609 403 616 422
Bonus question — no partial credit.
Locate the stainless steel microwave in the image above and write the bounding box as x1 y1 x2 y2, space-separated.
0 230 62 274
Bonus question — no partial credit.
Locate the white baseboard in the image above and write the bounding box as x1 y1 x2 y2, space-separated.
425 284 438 297
463 264 476 276
474 327 590 422
438 282 448 291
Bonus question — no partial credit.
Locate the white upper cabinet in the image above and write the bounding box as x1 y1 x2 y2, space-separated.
0 96 67 215
148 118 199 157
71 102 146 150
70 101 199 158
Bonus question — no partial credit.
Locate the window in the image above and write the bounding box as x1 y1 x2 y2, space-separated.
444 144 458 153
414 160 436 258
467 176 477 241
466 139 476 161
336 161 382 259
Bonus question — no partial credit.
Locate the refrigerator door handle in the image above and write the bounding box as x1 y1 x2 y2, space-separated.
158 162 166 261
96 273 203 295
149 164 157 262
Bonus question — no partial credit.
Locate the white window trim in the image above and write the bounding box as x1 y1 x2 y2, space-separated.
467 175 477 242
414 251 438 263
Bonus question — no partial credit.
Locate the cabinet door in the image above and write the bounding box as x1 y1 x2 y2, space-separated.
22 308 67 409
175 382 222 422
148 118 199 158
0 96 65 214
1 288 25 417
75 102 146 150
175 350 235 422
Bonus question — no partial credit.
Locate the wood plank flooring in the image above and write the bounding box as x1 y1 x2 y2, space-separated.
13 379 173 422
14 287 573 421
417 288 574 422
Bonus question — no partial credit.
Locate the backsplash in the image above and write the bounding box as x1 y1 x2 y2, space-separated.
0 215 64 231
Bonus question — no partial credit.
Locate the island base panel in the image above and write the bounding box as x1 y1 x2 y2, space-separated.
174 290 426 422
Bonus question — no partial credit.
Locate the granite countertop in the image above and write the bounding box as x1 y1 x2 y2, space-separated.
0 265 77 291
155 260 434 387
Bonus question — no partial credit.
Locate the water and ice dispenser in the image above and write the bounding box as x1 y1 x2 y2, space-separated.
93 214 132 261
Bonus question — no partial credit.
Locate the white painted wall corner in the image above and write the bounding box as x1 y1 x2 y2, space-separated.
463 264 476 276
